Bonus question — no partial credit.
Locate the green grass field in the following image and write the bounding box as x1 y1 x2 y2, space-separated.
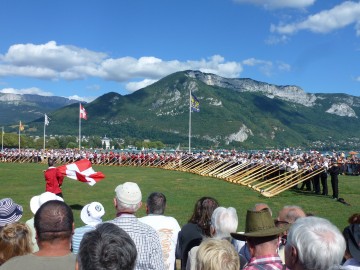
1 162 359 232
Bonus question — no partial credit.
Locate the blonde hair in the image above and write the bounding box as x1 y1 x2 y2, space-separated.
196 239 239 270
0 222 33 265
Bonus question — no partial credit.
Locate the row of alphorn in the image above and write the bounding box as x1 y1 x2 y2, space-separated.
2 155 325 197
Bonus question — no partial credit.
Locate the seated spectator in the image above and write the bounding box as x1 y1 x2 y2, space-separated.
72 201 105 254
231 209 289 270
195 238 240 270
0 222 32 266
342 223 360 269
107 182 164 270
186 206 242 270
0 200 76 269
239 203 274 265
0 198 23 229
26 192 64 252
76 222 137 270
176 196 219 270
275 205 306 263
285 216 345 270
139 192 181 270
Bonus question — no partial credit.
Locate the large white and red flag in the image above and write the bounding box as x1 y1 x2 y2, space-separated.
57 159 105 186
80 104 87 120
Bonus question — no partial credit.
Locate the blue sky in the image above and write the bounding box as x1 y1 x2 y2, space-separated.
0 0 359 102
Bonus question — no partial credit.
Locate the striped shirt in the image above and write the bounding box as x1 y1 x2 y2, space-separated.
108 214 165 270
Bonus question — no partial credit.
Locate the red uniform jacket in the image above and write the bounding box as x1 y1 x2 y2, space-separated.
44 166 64 195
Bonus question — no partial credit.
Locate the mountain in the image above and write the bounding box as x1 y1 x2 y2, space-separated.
0 93 81 125
19 71 360 149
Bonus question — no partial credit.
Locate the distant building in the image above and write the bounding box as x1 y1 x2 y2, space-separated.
101 136 110 149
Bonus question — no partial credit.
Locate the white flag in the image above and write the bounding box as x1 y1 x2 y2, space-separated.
44 114 50 126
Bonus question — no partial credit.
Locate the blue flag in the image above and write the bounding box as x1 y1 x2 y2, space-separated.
191 93 200 112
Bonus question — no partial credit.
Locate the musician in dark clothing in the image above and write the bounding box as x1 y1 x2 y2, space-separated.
328 161 340 200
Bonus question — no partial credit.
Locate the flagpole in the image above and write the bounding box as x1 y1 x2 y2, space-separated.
1 126 4 152
43 115 46 152
18 123 21 152
188 88 191 154
79 103 81 150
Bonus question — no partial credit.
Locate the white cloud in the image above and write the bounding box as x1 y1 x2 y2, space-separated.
242 58 291 76
0 42 243 91
67 95 95 103
271 1 360 35
126 79 158 92
0 87 53 96
233 0 315 9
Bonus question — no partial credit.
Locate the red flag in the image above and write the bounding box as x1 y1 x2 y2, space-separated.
57 159 105 186
80 104 87 120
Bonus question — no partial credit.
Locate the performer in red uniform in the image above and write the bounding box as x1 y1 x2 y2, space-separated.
44 157 64 198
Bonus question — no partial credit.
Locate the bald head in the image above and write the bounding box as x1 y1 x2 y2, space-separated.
277 205 305 224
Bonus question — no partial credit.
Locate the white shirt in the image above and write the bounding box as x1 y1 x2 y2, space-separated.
139 214 181 270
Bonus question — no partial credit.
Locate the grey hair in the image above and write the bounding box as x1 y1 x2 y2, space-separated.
210 207 238 239
116 199 141 213
287 216 345 270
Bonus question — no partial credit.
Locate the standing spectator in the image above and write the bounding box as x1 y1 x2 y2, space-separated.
285 216 345 270
44 157 64 198
0 200 76 269
0 198 23 229
176 197 219 270
195 239 240 270
139 192 180 270
72 201 105 254
328 159 340 200
26 191 64 252
107 182 165 270
76 223 137 270
0 222 32 266
231 209 289 270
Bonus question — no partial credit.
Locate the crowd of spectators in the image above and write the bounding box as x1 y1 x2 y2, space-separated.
0 180 359 269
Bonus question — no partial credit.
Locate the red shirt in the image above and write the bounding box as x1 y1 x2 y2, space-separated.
44 166 64 195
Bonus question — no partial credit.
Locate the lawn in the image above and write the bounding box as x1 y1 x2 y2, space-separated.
0 162 359 232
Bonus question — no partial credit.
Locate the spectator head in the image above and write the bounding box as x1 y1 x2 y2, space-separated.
30 192 64 215
195 238 240 270
253 203 272 216
188 197 219 237
0 222 32 265
146 192 166 215
285 216 346 270
76 222 137 270
343 224 360 262
210 207 238 239
0 198 23 228
276 205 306 229
34 200 74 243
231 209 288 242
114 182 142 213
348 213 360 224
80 202 105 226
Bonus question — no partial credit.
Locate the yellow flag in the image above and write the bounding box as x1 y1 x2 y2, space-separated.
19 121 24 131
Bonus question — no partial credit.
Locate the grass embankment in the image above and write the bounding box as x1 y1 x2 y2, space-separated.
0 163 359 231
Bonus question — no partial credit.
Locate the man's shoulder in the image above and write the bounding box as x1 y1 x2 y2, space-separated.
1 253 76 269
139 215 181 231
